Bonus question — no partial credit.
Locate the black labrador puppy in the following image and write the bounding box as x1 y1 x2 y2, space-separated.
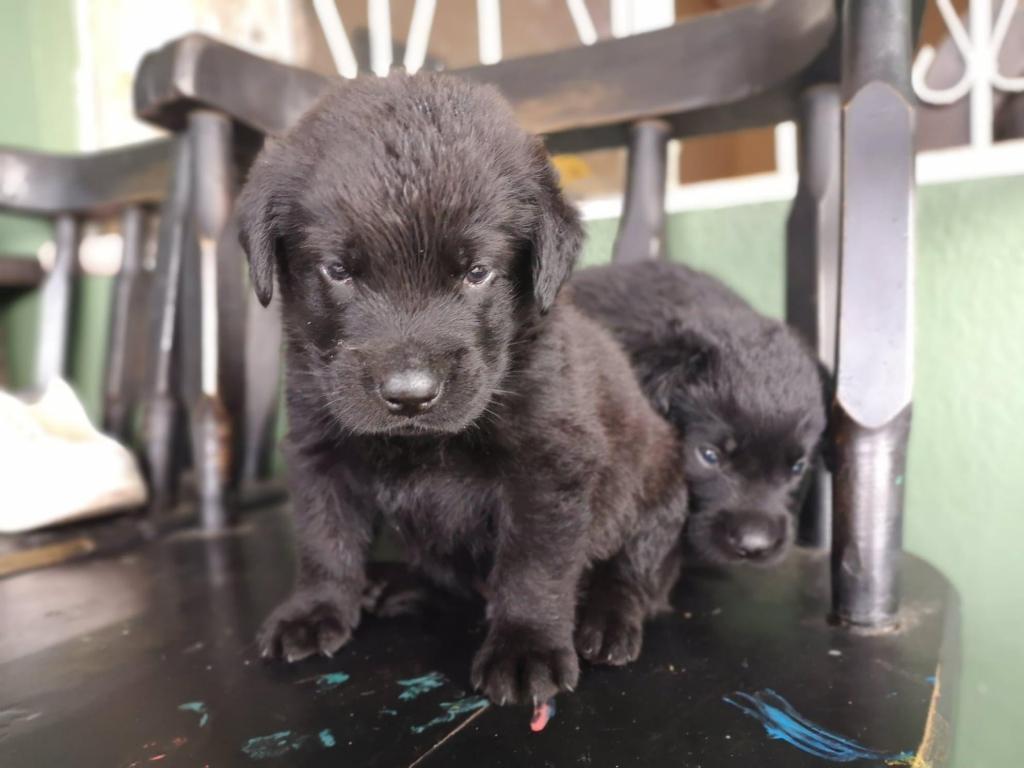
237 73 688 705
572 261 827 566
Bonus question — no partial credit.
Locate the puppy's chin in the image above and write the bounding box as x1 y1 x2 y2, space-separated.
684 513 794 568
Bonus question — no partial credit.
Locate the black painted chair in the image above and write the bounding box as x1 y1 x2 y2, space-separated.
132 0 919 625
0 2 958 766
0 141 170 443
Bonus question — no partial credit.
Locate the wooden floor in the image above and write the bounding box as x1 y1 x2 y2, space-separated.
0 504 957 767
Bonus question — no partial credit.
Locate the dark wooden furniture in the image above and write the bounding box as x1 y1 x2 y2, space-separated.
129 0 924 627
0 140 170 439
0 502 956 767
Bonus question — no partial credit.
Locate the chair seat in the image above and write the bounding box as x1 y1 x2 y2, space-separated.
0 503 955 767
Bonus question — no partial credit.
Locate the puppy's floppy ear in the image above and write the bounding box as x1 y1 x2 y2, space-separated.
632 327 719 416
528 141 583 313
237 144 287 307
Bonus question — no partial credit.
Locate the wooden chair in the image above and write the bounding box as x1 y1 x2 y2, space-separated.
0 2 957 766
0 140 170 444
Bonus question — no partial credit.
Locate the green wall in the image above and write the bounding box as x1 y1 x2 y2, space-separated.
0 0 78 389
582 179 1024 768
0 0 113 418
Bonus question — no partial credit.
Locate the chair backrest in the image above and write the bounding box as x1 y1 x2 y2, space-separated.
0 140 171 440
128 0 840 494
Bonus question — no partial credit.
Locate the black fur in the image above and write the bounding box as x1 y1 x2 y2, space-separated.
571 261 827 566
237 73 688 704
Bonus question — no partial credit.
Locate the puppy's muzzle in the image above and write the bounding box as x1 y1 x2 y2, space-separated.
378 369 441 415
715 510 788 562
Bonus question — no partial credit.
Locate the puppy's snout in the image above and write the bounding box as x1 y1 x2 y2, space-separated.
379 369 441 414
721 511 786 560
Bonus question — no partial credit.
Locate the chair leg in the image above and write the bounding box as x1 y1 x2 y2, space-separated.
145 138 192 518
104 205 147 441
185 110 236 531
34 214 78 389
786 84 841 549
612 119 670 263
832 0 916 628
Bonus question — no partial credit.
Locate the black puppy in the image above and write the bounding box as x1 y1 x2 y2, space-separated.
572 261 827 566
237 74 688 704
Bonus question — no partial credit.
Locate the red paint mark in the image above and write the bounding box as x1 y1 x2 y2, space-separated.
148 755 167 762
171 736 187 747
530 699 556 732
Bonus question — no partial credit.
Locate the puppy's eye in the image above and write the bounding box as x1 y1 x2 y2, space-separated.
791 459 806 476
697 445 721 467
464 264 492 286
321 262 351 282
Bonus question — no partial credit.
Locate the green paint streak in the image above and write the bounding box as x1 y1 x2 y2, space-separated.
410 696 488 735
397 671 445 701
315 671 350 691
241 731 307 760
317 729 336 748
178 701 209 727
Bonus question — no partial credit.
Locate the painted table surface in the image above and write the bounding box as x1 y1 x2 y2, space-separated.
0 505 954 767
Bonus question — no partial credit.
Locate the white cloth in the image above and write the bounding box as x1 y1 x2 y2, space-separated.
0 378 147 533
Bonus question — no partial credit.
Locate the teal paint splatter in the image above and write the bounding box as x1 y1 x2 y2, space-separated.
398 671 445 701
380 708 398 716
724 690 914 764
315 672 350 692
178 701 209 727
318 729 336 748
241 730 308 759
410 696 489 734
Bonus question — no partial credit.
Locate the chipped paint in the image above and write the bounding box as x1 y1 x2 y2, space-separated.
241 731 308 759
410 696 489 734
725 689 915 764
178 701 209 727
397 671 445 701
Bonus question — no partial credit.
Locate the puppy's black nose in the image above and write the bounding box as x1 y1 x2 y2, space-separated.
726 516 784 559
379 369 440 413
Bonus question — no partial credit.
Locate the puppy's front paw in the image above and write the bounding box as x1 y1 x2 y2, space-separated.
470 624 579 705
258 590 360 663
575 599 644 666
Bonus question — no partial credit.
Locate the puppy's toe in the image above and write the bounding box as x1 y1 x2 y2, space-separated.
258 593 357 663
471 626 579 705
576 613 643 666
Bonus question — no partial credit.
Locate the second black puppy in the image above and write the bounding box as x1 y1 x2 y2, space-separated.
238 74 688 704
573 261 827 566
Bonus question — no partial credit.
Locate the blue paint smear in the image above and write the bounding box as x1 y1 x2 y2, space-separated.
724 690 914 764
410 696 489 734
178 701 209 727
318 729 336 748
398 671 445 701
242 730 309 760
380 708 398 716
925 675 937 685
316 672 351 692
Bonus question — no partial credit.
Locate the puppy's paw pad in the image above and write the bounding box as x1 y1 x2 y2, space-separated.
258 596 357 662
471 628 579 706
575 613 643 666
